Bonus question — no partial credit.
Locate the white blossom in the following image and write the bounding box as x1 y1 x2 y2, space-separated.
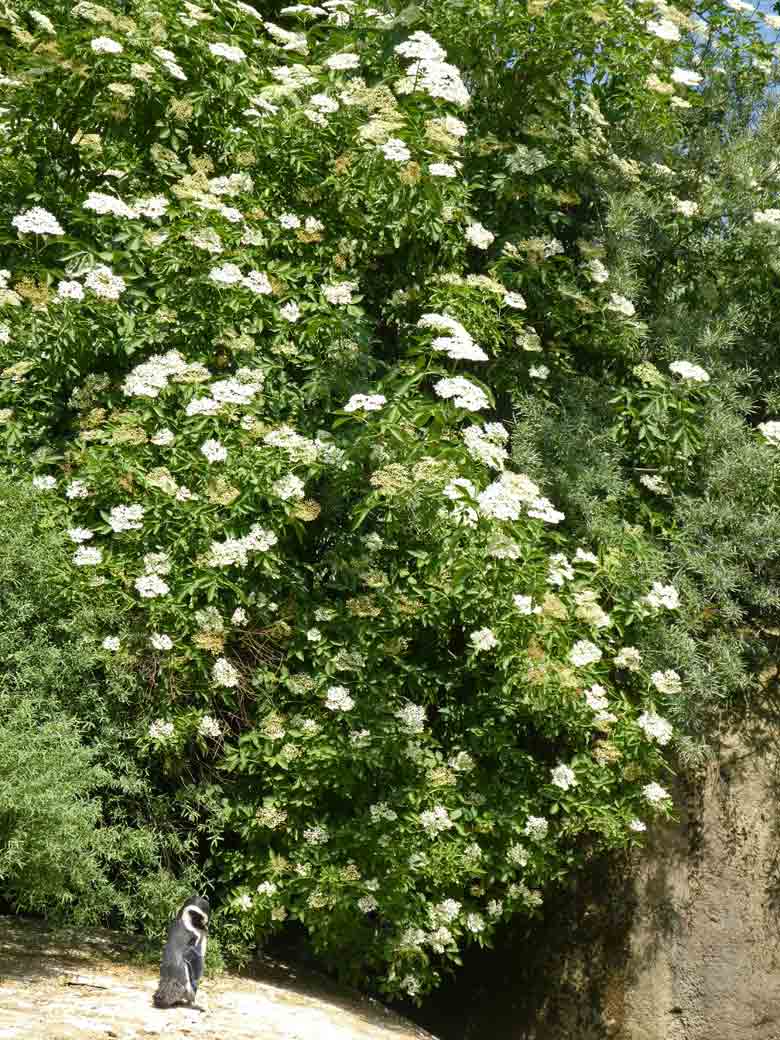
344 393 386 413
504 291 526 309
642 781 670 804
134 574 170 598
32 475 57 491
85 265 125 300
523 815 548 841
643 581 680 610
325 52 359 69
91 36 123 53
74 546 103 566
325 685 354 711
513 594 541 615
607 293 635 317
213 657 241 687
323 281 357 305
614 646 642 671
551 764 577 790
586 259 610 283
646 17 680 41
419 805 453 836
380 138 411 162
280 301 301 323
470 627 497 652
637 711 674 746
201 439 228 463
66 480 90 499
529 364 550 380
434 376 489 411
56 279 85 301
102 636 121 651
108 504 145 532
208 41 246 62
669 360 710 383
394 31 446 62
273 474 305 500
671 67 703 87
67 527 94 543
149 719 174 741
150 633 174 651
759 420 780 446
629 818 647 832
464 221 495 249
569 640 602 667
429 162 457 178
651 669 682 696
12 207 64 236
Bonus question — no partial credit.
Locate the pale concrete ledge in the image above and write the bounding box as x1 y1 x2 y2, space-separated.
0 916 438 1040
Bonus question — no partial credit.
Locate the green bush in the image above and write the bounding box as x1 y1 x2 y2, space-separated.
0 0 778 1002
0 480 207 932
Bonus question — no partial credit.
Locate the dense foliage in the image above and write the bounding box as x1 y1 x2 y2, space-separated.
1 0 780 1000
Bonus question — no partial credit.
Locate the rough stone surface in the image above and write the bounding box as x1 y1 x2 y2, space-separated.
414 721 780 1040
0 916 438 1040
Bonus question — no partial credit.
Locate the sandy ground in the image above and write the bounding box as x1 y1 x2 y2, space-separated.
0 916 438 1040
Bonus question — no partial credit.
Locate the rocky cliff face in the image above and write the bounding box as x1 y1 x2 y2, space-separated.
412 721 780 1040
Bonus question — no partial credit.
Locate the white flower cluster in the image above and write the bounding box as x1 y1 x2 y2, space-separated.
208 41 246 62
478 472 564 525
84 265 126 300
464 221 495 249
637 711 673 746
470 627 497 652
396 703 426 732
206 524 278 568
642 782 670 805
325 685 355 711
108 504 145 533
614 646 642 671
369 802 398 823
568 640 602 667
640 473 671 495
213 657 241 687
73 543 102 566
759 420 780 446
607 292 635 317
209 262 272 295
573 589 610 629
273 473 305 500
380 137 411 162
547 553 574 585
584 683 616 725
149 719 174 741
523 815 549 841
344 393 386 412
417 312 488 362
463 422 509 469
322 280 357 305
551 764 577 790
122 351 192 398
651 669 682 696
12 206 64 236
434 376 489 411
395 38 470 107
753 209 780 227
643 581 680 610
669 360 710 383
513 594 541 616
419 805 453 836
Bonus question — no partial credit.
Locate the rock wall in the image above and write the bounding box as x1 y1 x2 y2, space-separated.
411 721 780 1040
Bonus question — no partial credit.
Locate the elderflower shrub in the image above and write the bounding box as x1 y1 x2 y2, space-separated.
0 0 774 1003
